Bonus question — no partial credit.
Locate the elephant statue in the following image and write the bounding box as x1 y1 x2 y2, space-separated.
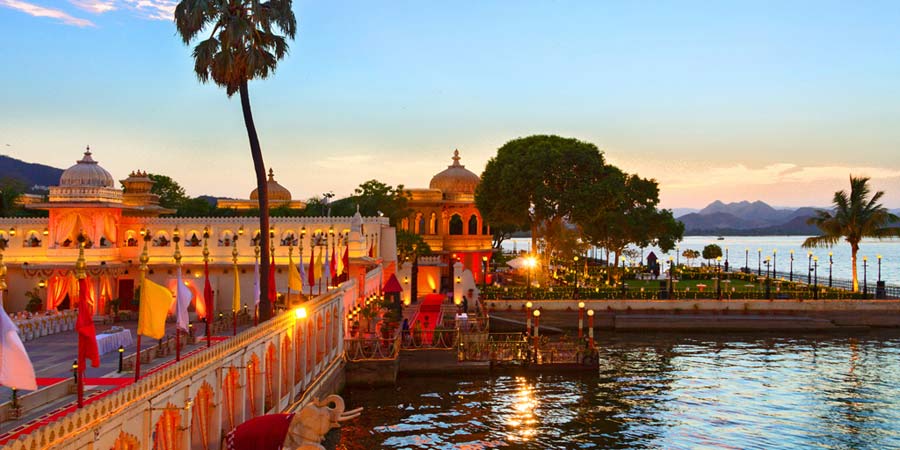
225 395 362 450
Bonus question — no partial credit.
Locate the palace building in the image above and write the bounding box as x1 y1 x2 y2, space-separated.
216 168 306 210
0 148 394 316
399 150 493 294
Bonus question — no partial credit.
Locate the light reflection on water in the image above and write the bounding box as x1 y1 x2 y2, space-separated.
339 332 900 449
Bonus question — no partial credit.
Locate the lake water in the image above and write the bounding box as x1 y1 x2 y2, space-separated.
502 236 900 285
339 332 900 449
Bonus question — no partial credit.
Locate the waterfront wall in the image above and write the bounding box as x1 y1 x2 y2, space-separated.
3 286 351 450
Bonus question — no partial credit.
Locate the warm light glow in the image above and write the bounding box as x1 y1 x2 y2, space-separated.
533 310 540 317
578 302 585 309
523 256 537 269
587 309 594 317
525 301 532 309
294 307 307 319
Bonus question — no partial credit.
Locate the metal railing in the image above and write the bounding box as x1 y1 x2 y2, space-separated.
343 335 401 361
400 328 457 350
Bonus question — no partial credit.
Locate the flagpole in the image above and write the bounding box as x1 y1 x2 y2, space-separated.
254 244 260 326
203 228 211 348
287 244 293 308
135 228 150 382
173 228 182 361
269 229 276 317
232 238 239 336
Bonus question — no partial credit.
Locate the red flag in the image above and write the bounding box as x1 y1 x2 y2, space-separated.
307 245 315 288
368 241 374 258
76 278 100 368
330 247 338 286
342 246 349 282
204 261 214 321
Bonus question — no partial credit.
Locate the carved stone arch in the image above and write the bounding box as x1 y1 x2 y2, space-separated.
218 229 235 247
152 402 182 450
265 342 277 411
281 334 292 398
294 321 305 382
316 313 325 365
468 214 478 235
414 212 424 235
429 211 438 234
191 381 215 450
111 430 140 450
221 366 241 432
449 214 463 235
246 353 261 418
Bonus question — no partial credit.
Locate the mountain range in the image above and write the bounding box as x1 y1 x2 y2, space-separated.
676 200 825 235
0 154 64 192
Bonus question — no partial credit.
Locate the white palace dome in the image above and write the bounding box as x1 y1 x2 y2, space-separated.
59 147 115 188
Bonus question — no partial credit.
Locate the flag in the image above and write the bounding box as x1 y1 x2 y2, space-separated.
335 242 344 279
323 244 331 288
314 249 324 284
368 241 374 258
175 266 192 332
76 277 100 368
204 262 214 322
268 250 276 307
330 247 338 286
298 251 307 291
138 277 175 340
232 265 241 313
253 255 261 307
342 246 349 281
0 291 37 390
307 245 315 288
288 254 304 292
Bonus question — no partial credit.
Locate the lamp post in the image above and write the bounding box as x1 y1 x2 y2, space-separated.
525 301 533 335
716 256 722 300
877 255 882 282
587 309 595 347
532 309 540 361
725 247 729 270
620 255 626 297
828 252 833 288
813 257 819 299
789 250 794 282
745 248 749 272
764 256 771 279
863 256 868 297
117 345 124 373
573 255 580 298
757 248 762 276
676 246 680 266
667 257 673 299
481 255 488 291
807 252 812 285
578 301 585 338
525 256 536 300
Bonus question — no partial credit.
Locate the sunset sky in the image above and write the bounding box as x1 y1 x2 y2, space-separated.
2 1 899 208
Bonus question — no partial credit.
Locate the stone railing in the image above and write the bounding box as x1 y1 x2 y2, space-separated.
2 283 350 450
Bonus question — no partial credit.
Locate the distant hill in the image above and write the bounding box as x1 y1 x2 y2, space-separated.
678 200 822 235
0 155 63 192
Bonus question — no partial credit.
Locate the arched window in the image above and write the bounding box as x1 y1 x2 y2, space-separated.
468 215 478 235
449 214 463 235
429 212 438 235
401 217 409 231
416 214 426 235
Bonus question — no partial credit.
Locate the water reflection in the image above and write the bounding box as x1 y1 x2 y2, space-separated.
340 332 900 449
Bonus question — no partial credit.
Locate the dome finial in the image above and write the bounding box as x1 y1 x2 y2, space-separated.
85 145 91 155
268 168 275 181
451 149 461 166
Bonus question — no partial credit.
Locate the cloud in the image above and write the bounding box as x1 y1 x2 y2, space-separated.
69 0 116 13
662 163 900 190
1 0 94 26
122 0 176 20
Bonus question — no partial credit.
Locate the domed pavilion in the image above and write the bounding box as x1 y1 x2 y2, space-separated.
217 168 306 211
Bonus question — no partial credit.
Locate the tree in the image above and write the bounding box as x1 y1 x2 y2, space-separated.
396 230 432 304
702 244 723 264
682 249 700 267
476 135 608 258
146 174 188 210
175 0 296 321
581 167 683 274
177 196 217 217
802 176 900 292
352 180 410 227
0 177 26 217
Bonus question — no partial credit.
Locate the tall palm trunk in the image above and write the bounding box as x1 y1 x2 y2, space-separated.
240 81 272 321
850 242 859 292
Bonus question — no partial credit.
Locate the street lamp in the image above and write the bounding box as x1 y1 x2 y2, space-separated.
807 251 813 285
716 256 722 300
526 301 533 335
532 309 541 359
524 256 537 299
725 247 729 269
863 256 868 296
481 255 488 291
828 252 833 288
789 250 794 282
620 255 626 297
578 301 585 338
667 257 673 299
573 255 580 297
813 257 819 299
764 256 771 278
587 309 595 347
877 255 882 282
757 248 762 276
676 246 680 266
745 248 749 272
772 249 777 277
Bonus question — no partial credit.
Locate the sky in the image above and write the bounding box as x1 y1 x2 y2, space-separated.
1 0 899 209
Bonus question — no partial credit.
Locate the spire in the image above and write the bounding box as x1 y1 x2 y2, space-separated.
78 146 97 164
451 149 461 167
268 168 275 181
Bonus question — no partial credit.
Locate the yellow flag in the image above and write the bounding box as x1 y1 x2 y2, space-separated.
314 251 324 281
138 278 174 339
232 268 241 312
288 263 304 291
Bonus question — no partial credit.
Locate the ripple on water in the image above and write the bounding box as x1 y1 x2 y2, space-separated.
338 332 900 450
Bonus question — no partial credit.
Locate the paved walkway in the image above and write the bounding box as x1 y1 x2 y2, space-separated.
0 320 249 439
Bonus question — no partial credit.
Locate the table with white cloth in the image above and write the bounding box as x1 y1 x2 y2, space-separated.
95 329 134 355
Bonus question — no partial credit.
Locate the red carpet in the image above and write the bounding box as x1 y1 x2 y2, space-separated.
413 294 444 344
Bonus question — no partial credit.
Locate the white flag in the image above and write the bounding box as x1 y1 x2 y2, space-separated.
0 292 38 391
323 246 331 288
175 266 192 332
253 256 261 306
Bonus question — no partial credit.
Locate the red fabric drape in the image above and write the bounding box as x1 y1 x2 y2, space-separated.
46 275 71 311
330 247 338 286
76 278 100 368
307 245 315 287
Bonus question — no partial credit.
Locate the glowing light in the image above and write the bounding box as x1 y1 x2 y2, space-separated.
294 307 307 319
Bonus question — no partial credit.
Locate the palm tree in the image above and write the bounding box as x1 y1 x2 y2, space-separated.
802 176 900 292
174 0 296 321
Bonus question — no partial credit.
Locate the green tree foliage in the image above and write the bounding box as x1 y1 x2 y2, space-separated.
177 197 217 217
702 244 723 263
0 177 26 217
176 0 296 322
352 180 410 226
802 176 900 291
146 174 188 210
396 230 432 263
476 135 608 255
682 249 701 267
